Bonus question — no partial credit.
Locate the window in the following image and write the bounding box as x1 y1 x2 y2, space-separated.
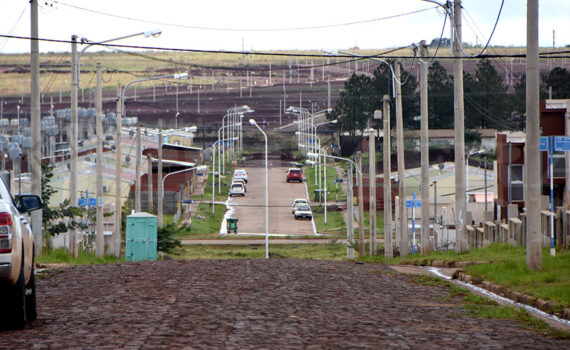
549 154 566 179
509 164 524 202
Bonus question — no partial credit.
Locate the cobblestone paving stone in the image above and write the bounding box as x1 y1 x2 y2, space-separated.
0 259 568 349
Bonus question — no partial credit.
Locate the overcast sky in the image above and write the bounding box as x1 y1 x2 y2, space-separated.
1 0 569 54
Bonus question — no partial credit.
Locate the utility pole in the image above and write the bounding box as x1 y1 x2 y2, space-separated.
135 127 141 212
95 63 104 258
158 122 164 227
369 120 377 255
347 165 355 259
526 0 541 270
395 62 408 257
70 34 78 256
327 80 331 110
114 82 122 257
30 0 42 256
357 152 365 257
147 154 153 213
453 0 468 253
383 95 392 258
420 41 430 255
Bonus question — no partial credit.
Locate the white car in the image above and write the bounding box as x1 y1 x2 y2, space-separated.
0 177 43 329
293 204 313 220
229 182 245 197
291 198 309 213
233 169 248 183
232 178 247 192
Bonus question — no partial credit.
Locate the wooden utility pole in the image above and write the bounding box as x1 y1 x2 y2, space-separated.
30 0 42 256
369 121 377 255
114 82 122 257
147 154 153 213
525 0 541 270
420 41 431 255
357 152 365 257
395 62 408 256
383 95 393 258
453 0 468 253
347 165 355 259
95 63 104 258
135 127 141 212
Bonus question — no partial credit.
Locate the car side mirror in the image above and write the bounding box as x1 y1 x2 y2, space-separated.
15 194 43 213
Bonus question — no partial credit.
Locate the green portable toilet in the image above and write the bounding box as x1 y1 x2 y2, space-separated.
126 212 158 262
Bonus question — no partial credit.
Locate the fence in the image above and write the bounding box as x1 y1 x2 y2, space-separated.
466 209 569 250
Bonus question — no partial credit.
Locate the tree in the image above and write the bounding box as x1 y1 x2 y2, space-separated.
41 162 84 238
427 61 454 129
543 67 570 99
327 73 375 135
464 58 509 129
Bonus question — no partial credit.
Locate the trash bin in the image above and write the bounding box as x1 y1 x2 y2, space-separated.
313 189 323 202
227 217 238 234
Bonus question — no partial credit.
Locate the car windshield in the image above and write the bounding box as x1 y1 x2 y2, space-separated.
296 205 310 211
231 184 243 189
289 169 301 174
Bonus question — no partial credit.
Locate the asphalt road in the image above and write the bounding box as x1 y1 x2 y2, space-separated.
2 260 567 349
227 166 315 236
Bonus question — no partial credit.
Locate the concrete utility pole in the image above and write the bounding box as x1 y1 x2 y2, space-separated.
347 165 355 259
525 0 541 270
453 0 468 253
357 152 365 257
69 34 79 257
383 95 392 258
420 41 430 255
114 82 122 257
30 0 42 256
395 62 408 257
147 154 153 213
369 122 377 255
135 127 141 212
158 122 164 227
95 63 104 258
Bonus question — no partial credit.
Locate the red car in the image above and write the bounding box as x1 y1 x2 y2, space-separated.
286 168 303 183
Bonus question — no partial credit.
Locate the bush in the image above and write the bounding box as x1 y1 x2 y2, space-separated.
157 224 182 254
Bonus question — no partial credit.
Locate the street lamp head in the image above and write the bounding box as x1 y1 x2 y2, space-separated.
249 118 257 126
174 72 189 80
330 119 338 124
323 49 339 56
306 152 318 158
144 29 162 38
305 160 316 165
196 165 208 171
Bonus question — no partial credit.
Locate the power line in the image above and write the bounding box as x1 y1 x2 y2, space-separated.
6 34 567 60
53 1 437 32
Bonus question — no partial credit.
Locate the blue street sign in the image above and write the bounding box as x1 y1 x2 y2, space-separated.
334 179 343 183
78 198 86 207
88 198 97 207
183 199 195 204
406 200 421 208
554 136 570 152
540 137 549 152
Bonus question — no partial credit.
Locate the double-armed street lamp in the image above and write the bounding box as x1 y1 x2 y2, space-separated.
160 165 207 226
211 136 238 212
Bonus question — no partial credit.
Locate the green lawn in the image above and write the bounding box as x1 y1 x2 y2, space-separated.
176 242 346 260
36 248 123 265
176 203 226 236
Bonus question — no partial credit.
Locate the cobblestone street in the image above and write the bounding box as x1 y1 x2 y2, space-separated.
0 259 568 349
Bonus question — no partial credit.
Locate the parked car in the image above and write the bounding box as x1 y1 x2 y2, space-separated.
229 182 245 197
293 204 312 220
233 169 248 183
286 168 303 183
291 198 309 213
232 178 247 192
0 177 43 329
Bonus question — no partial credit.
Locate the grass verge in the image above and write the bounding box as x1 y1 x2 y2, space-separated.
175 242 346 260
36 248 123 265
176 203 226 236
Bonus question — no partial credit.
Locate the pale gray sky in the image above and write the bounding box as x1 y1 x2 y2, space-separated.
0 0 569 54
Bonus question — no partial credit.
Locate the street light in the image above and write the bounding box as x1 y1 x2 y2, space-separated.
307 152 361 259
249 118 269 259
211 136 238 212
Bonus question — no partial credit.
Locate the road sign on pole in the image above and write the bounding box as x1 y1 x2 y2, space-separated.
554 136 570 151
539 136 549 151
406 200 421 208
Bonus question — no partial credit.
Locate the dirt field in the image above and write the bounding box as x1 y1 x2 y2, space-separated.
0 259 568 349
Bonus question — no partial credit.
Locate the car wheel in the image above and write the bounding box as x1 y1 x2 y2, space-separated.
0 249 27 329
25 252 37 322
